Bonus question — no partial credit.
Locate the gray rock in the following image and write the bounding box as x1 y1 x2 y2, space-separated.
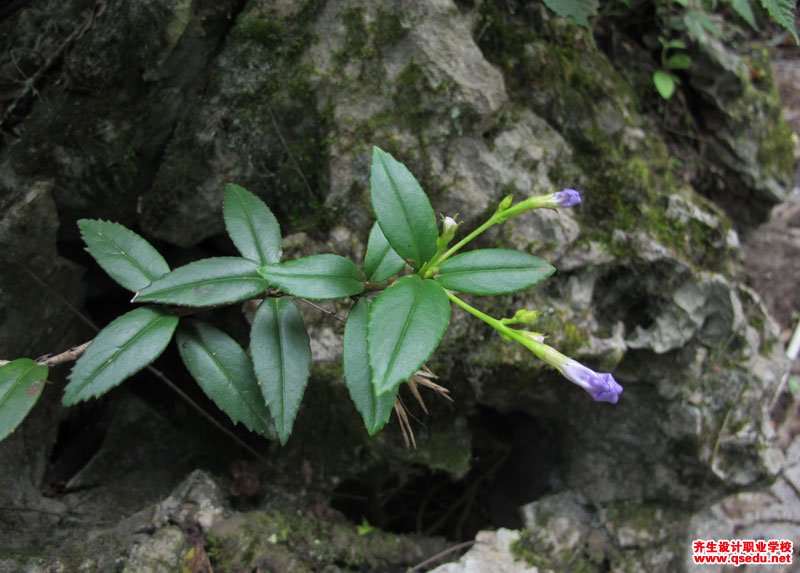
688 38 793 228
429 528 540 573
122 526 186 573
150 470 228 531
0 1 796 571
685 437 800 572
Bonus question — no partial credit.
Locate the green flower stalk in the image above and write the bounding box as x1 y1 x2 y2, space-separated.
496 189 582 222
446 291 622 404
421 190 582 277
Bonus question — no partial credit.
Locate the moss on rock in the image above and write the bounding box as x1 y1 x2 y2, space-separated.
141 1 333 245
207 506 442 571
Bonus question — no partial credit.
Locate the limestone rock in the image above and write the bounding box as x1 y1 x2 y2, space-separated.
0 1 795 571
688 39 793 228
430 529 540 573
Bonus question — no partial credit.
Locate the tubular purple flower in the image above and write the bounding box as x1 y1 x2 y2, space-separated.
560 359 623 404
514 336 622 404
496 189 583 221
554 188 581 208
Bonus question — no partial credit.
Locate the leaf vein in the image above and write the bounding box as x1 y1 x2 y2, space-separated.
378 152 419 262
70 315 173 397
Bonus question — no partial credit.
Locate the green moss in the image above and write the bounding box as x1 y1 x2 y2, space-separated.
233 16 287 48
511 534 598 573
392 62 434 133
511 538 554 569
534 507 553 528
560 322 591 355
608 502 659 531
157 5 333 234
758 114 795 180
340 7 369 61
416 422 472 478
742 49 794 182
371 9 406 48
472 2 743 267
208 507 437 570
333 6 406 73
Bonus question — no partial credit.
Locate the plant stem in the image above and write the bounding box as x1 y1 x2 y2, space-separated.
296 298 346 323
36 341 93 366
445 290 506 332
11 263 274 459
409 541 475 572
145 364 268 463
421 214 500 277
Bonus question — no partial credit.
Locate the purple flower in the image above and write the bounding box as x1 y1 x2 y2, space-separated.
561 359 623 403
512 335 623 404
554 189 581 208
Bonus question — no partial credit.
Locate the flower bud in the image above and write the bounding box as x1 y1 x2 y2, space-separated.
554 188 581 208
437 214 460 249
496 189 583 221
497 194 514 211
560 359 623 403
500 309 541 326
516 337 622 404
443 216 458 235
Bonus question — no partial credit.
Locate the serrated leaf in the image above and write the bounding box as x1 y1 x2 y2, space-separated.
434 249 555 295
370 147 438 268
759 0 798 43
683 9 723 41
653 70 677 99
344 299 397 435
730 0 758 29
541 0 599 30
63 308 178 405
0 359 48 442
78 219 169 291
665 54 692 70
223 184 282 265
264 254 364 300
368 275 450 395
135 257 269 307
250 298 311 445
177 320 274 437
364 222 406 282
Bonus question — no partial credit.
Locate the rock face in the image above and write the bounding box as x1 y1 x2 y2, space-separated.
0 0 795 570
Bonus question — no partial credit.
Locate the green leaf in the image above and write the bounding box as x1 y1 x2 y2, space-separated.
370 147 438 268
135 257 269 307
368 275 450 395
730 0 758 29
250 298 311 445
541 0 599 30
177 320 274 437
63 308 178 405
683 9 722 41
758 0 798 43
660 38 688 50
78 219 169 291
434 249 555 295
364 222 406 282
344 299 397 435
653 70 677 99
263 254 364 300
665 54 692 70
223 184 282 265
0 359 48 442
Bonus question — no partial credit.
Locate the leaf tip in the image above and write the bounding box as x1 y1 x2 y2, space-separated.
371 146 387 160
